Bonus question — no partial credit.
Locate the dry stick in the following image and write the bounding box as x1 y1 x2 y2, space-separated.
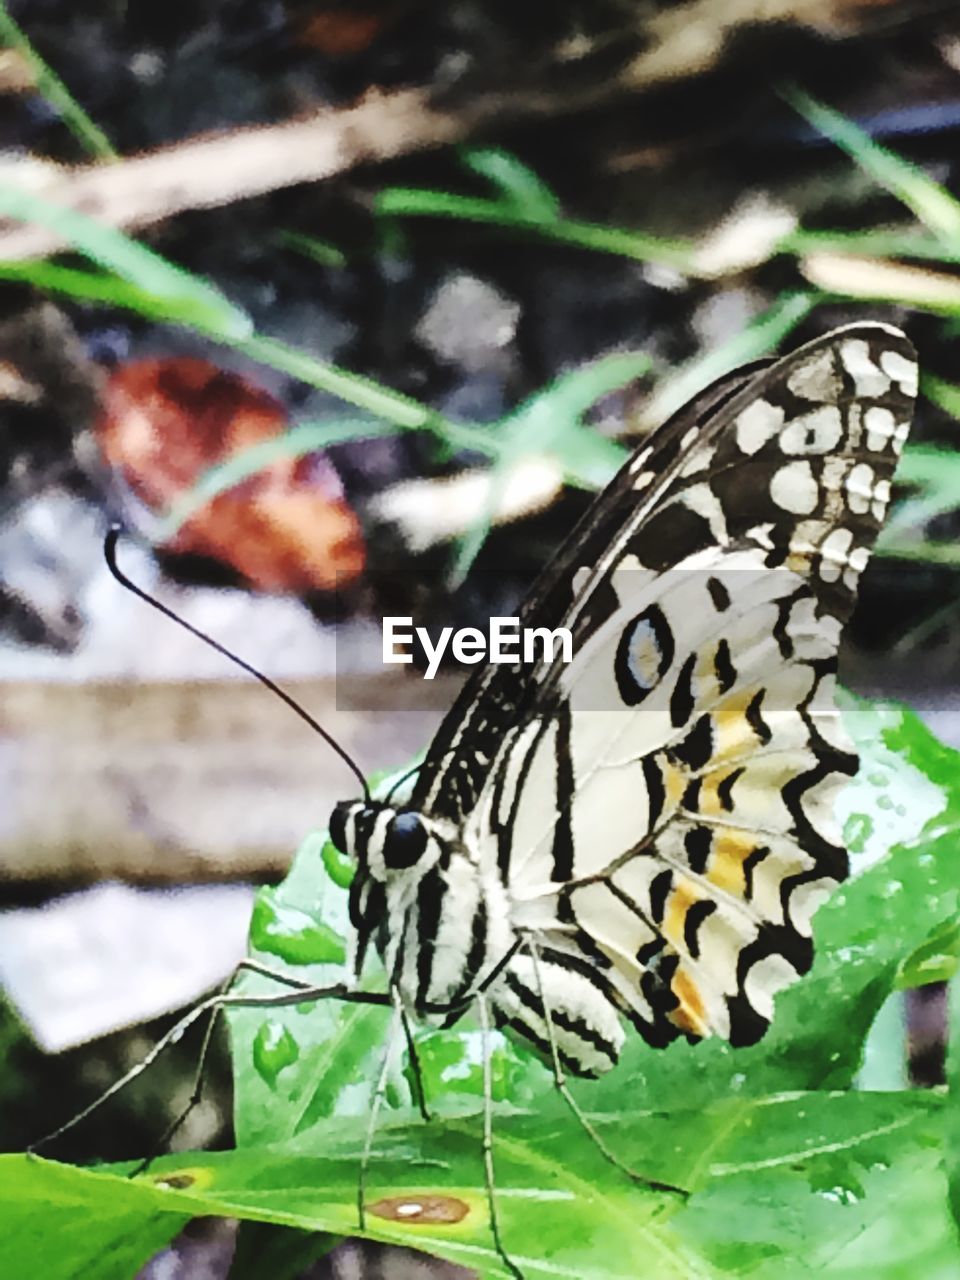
0 0 905 261
0 84 587 261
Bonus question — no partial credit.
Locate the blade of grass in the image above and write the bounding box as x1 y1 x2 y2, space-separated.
277 231 348 269
0 184 250 339
0 258 239 327
460 147 561 220
0 2 116 161
635 291 818 429
158 419 408 540
782 227 960 264
783 87 960 248
376 188 694 268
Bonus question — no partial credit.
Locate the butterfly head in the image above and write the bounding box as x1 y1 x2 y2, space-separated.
329 800 441 876
330 800 447 977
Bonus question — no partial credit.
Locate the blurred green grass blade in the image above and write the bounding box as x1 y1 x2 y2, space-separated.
158 419 404 539
0 184 251 339
450 350 649 582
639 291 818 428
922 373 960 420
516 350 651 432
228 333 445 432
0 258 246 331
460 146 561 219
784 87 960 247
783 227 960 263
376 187 694 267
878 433 960 560
0 3 116 161
277 231 348 269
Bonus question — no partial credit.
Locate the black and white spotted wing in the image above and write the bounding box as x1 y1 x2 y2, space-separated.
330 323 917 1076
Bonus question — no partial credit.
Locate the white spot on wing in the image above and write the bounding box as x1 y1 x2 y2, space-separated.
880 348 918 396
786 347 841 402
844 543 869 590
770 460 819 514
787 876 839 936
845 462 875 515
839 339 890 396
780 406 843 455
871 477 891 520
864 406 896 452
736 399 784 455
743 952 798 1021
818 527 854 583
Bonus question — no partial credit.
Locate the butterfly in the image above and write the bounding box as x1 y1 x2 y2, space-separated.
65 322 917 1280
329 322 917 1079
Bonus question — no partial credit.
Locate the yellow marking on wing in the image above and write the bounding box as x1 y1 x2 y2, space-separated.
713 693 762 760
661 759 687 811
664 879 699 947
707 829 757 896
670 968 710 1037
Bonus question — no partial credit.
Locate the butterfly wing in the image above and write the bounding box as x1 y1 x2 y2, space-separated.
417 323 917 1064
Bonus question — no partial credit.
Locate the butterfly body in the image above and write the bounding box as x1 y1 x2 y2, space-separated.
329 323 918 1080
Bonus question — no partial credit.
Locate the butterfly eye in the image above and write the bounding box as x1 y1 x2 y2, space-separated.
383 812 428 870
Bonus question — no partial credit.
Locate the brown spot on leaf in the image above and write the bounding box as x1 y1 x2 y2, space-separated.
152 1173 196 1189
368 1194 470 1225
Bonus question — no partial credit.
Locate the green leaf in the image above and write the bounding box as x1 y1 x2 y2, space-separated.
6 1088 952 1280
896 919 960 989
0 1157 189 1280
947 977 960 1237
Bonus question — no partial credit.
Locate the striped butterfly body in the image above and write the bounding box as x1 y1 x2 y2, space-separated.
329 323 917 1078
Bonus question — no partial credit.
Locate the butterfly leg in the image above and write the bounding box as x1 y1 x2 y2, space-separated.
123 960 325 1173
357 987 404 1231
525 939 687 1200
478 994 525 1280
29 977 390 1159
400 1005 431 1122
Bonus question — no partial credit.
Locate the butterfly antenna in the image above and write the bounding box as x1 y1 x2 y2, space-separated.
104 526 371 804
383 759 422 805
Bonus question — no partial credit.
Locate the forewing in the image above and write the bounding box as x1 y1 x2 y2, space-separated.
439 323 916 1054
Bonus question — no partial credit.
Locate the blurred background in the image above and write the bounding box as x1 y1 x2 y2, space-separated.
2 0 960 1275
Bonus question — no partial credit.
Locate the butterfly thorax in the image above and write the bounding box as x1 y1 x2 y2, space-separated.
329 799 517 1017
